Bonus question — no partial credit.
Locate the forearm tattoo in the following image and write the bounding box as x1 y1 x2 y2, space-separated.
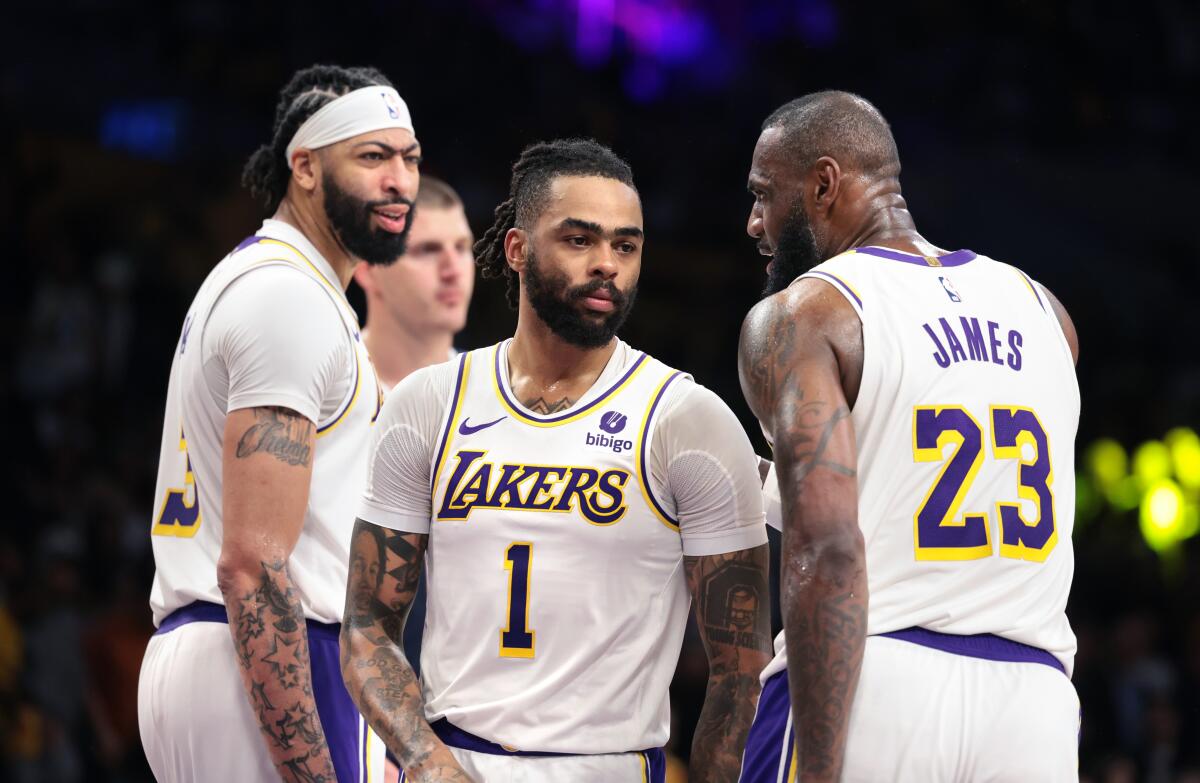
226 559 336 783
685 546 773 783
341 521 472 781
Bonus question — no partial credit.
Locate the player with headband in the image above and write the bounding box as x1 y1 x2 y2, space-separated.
138 64 420 783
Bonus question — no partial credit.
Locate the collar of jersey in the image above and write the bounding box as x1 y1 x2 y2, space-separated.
854 245 977 267
245 220 356 317
491 339 649 427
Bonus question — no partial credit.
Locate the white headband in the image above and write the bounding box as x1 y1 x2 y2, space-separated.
285 85 415 169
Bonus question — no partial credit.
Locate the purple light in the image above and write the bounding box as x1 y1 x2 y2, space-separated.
576 0 616 66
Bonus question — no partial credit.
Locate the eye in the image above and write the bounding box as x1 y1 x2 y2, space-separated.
616 241 638 254
567 235 590 247
361 151 385 161
405 154 423 165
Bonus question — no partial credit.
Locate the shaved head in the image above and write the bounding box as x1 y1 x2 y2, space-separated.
762 90 900 178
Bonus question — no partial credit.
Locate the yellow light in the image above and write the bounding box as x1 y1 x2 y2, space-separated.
1140 479 1185 552
1133 441 1172 486
1165 428 1200 491
1087 439 1127 488
1107 476 1142 511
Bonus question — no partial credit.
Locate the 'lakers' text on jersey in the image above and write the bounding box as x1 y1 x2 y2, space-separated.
761 246 1079 681
360 340 768 755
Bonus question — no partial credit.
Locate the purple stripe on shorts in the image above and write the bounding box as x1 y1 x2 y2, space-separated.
155 601 360 781
878 626 1066 675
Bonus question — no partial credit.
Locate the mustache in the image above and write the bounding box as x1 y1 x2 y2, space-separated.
363 196 415 210
567 279 627 306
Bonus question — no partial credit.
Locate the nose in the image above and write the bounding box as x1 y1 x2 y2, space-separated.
438 249 462 282
589 247 618 281
747 204 763 240
381 158 419 204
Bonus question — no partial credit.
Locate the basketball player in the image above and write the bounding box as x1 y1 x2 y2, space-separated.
138 64 420 783
353 176 475 783
340 139 772 783
737 91 1080 782
353 176 475 390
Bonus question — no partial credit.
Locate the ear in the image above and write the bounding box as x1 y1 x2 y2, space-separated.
290 148 321 193
504 227 528 273
811 155 842 216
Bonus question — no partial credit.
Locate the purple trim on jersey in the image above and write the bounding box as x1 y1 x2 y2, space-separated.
639 371 685 527
494 343 649 424
361 719 369 783
878 626 1066 675
1015 268 1048 312
232 234 262 254
805 270 863 310
318 346 361 434
430 352 469 494
643 748 667 783
154 601 364 782
739 670 792 783
856 246 978 267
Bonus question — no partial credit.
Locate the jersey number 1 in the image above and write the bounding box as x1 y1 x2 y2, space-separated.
913 406 1056 562
500 542 535 658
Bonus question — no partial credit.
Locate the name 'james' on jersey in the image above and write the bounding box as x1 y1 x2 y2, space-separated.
762 246 1079 680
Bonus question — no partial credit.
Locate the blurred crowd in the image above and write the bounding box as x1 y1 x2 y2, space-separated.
4 0 1198 780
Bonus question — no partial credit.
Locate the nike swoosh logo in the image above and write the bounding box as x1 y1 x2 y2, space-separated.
458 416 506 436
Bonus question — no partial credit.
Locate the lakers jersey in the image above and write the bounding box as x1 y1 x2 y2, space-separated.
360 339 768 755
148 219 382 626
761 246 1078 680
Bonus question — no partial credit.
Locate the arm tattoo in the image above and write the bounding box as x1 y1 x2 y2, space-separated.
521 396 575 414
225 559 336 783
782 561 867 781
341 521 472 782
236 407 313 467
684 546 772 783
740 295 866 781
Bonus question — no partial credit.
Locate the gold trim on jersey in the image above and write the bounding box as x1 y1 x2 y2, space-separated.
490 343 652 428
316 347 362 438
634 371 684 532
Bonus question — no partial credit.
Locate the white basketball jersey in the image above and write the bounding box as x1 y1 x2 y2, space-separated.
762 246 1079 679
420 344 694 754
148 224 383 626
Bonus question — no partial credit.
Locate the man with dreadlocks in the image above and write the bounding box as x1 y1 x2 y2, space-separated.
138 63 420 783
341 138 771 782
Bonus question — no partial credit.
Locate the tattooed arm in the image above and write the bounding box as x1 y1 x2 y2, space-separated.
340 521 471 782
217 405 336 782
738 281 867 783
685 546 773 782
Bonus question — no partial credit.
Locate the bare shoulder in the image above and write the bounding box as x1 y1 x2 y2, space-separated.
738 278 864 423
1038 284 1079 366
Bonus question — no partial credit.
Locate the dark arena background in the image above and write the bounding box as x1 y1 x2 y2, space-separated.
4 1 1199 781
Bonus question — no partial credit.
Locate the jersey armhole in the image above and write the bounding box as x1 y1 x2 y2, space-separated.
797 270 865 319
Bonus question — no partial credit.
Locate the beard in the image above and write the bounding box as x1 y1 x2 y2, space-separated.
322 170 414 266
762 201 822 297
524 249 638 349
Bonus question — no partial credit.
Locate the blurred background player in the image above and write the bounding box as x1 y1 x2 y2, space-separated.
341 138 771 782
137 64 420 783
352 176 476 783
353 176 475 391
738 91 1081 782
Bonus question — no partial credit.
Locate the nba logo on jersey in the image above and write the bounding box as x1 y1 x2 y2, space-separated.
382 90 401 119
939 275 962 302
600 411 628 434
